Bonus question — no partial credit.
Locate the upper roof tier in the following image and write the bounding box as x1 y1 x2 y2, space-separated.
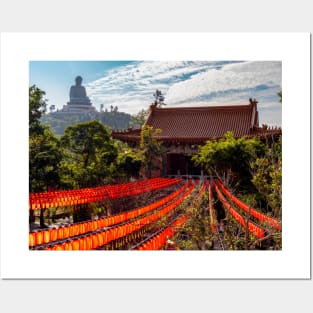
112 100 281 144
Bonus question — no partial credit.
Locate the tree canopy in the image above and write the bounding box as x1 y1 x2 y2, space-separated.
129 108 150 129
41 110 132 136
251 136 282 218
60 121 118 189
192 132 265 189
29 85 61 193
277 90 282 103
139 125 163 178
29 85 48 135
29 126 62 193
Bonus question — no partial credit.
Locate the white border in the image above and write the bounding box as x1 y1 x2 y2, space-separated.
0 33 310 279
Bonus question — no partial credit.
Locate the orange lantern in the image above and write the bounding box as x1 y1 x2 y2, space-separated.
92 234 99 249
79 222 85 235
57 226 64 241
74 224 79 236
97 232 104 247
50 228 58 242
92 220 98 231
79 237 85 250
72 240 80 250
63 226 70 238
29 232 36 248
36 231 44 246
43 230 50 244
69 225 75 237
85 236 92 250
64 240 73 250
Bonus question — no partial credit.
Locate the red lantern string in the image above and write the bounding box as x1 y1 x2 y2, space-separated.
208 181 218 233
29 177 182 210
29 181 190 248
136 214 188 250
213 181 265 239
31 182 194 250
216 180 281 230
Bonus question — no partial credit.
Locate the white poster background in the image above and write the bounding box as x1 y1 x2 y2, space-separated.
0 33 310 279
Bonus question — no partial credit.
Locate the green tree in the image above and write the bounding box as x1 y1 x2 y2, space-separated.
139 125 163 178
41 110 132 135
129 108 150 128
175 192 214 250
250 136 282 218
192 132 265 190
29 85 61 227
29 85 48 135
60 120 118 189
29 126 62 227
116 148 142 181
278 90 282 103
29 126 61 193
153 89 165 107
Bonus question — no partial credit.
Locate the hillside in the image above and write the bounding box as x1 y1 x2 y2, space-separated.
41 110 134 135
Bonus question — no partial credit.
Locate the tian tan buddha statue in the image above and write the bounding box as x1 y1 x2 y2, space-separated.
68 76 92 106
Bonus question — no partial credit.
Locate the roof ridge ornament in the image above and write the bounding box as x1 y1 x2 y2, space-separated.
249 98 258 106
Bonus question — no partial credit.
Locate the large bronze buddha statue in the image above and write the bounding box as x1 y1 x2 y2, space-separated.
68 76 91 105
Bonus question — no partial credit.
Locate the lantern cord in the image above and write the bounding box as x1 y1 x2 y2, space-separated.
128 213 184 250
216 228 225 250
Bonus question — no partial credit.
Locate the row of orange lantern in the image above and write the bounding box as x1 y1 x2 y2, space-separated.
194 181 207 204
29 181 191 248
137 183 216 250
184 181 206 217
137 215 188 250
137 183 202 250
216 180 281 230
213 182 265 239
30 177 176 199
43 184 195 250
29 177 182 210
29 177 183 210
208 181 218 233
44 228 147 250
136 182 204 251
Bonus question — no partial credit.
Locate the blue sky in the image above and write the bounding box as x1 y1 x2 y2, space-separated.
29 60 282 126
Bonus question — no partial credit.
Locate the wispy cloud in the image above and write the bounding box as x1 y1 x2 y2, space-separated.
86 61 282 126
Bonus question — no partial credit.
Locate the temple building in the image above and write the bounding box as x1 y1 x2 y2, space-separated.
112 99 282 177
54 76 96 114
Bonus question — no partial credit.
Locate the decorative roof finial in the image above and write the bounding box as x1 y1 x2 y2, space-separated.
249 98 258 106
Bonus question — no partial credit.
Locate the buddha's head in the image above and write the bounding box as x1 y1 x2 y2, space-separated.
75 76 83 86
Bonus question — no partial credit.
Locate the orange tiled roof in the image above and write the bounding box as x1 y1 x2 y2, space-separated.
112 101 281 144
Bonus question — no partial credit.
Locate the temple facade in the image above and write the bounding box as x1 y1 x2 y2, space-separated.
112 99 282 177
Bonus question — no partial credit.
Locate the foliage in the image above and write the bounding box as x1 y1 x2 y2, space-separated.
175 191 214 250
250 136 282 218
139 125 163 178
278 90 282 103
29 85 48 135
29 126 62 193
41 110 132 136
192 132 265 189
29 85 61 193
153 89 165 107
129 108 150 128
116 148 143 181
60 121 118 189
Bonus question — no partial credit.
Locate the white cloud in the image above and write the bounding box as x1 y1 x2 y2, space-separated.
166 61 281 104
85 61 282 125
